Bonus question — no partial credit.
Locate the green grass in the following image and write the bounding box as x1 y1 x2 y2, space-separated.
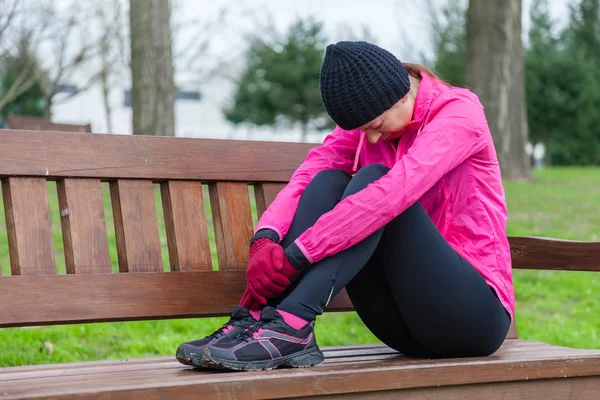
0 168 598 367
504 168 600 349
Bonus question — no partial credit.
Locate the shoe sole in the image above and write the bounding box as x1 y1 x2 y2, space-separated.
200 346 325 371
176 346 207 368
176 348 194 366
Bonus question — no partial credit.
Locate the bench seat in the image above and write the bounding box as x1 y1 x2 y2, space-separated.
2 340 599 399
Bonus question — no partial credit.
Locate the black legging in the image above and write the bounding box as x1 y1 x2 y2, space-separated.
273 164 511 358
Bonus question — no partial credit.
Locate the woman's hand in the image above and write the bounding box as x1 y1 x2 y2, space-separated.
246 238 300 304
239 287 262 311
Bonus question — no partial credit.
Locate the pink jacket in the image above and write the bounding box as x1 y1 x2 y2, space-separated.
257 72 515 319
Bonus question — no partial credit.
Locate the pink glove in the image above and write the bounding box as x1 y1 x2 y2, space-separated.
246 238 300 304
239 287 262 311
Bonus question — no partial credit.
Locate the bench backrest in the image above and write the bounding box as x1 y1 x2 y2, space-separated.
0 131 598 341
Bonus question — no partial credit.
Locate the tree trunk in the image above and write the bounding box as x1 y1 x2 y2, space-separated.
43 94 52 119
300 123 308 143
130 0 176 136
100 69 114 133
465 0 531 181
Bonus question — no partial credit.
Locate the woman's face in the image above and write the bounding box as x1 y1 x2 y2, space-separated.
359 92 416 144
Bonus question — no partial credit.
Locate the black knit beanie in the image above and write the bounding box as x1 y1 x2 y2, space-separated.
319 41 411 130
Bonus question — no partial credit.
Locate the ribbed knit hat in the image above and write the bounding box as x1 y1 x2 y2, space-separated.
319 41 411 130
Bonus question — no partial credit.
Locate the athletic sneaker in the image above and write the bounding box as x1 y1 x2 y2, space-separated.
176 306 257 367
200 306 324 371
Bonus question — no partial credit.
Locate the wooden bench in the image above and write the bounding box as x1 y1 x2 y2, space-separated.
1 130 599 399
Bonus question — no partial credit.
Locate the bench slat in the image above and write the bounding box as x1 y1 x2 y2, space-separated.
0 130 316 182
510 236 600 271
57 179 111 274
0 345 393 376
110 180 162 272
2 178 55 275
5 346 576 387
0 345 404 382
506 321 518 339
209 182 254 270
160 181 212 271
0 272 353 327
291 378 600 400
254 183 286 219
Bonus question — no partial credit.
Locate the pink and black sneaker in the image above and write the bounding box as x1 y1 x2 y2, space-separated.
176 306 257 367
199 306 324 371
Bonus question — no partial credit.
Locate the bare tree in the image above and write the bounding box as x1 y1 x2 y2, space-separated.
172 5 230 85
332 22 377 43
130 0 176 136
0 0 46 115
465 0 531 181
171 0 256 87
35 2 97 117
93 0 126 133
0 0 19 55
1 1 100 119
0 34 39 114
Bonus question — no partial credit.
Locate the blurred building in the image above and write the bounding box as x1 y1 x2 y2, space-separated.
52 80 326 143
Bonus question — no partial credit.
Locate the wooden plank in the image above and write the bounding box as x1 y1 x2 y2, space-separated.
160 181 212 271
110 180 162 272
0 345 395 378
506 320 518 339
0 130 316 182
1 341 556 379
209 182 254 270
510 236 600 271
0 272 353 327
298 377 600 400
2 343 594 384
1 177 55 275
1 349 599 399
254 182 286 219
326 288 353 310
57 179 111 274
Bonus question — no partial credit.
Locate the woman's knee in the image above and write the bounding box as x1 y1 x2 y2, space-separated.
308 169 352 194
343 164 390 198
357 164 390 177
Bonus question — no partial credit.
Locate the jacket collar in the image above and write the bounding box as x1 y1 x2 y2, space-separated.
401 71 445 135
352 71 448 172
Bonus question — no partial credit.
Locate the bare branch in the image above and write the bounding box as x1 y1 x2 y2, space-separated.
89 0 128 132
0 0 99 116
172 1 269 87
0 12 49 114
181 52 242 86
425 0 443 36
0 0 19 42
0 63 37 110
27 2 100 115
55 73 99 103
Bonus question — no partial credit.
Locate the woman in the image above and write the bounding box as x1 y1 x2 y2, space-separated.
176 41 513 372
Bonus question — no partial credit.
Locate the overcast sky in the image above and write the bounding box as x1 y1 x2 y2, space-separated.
163 0 572 94
176 0 570 61
52 0 571 89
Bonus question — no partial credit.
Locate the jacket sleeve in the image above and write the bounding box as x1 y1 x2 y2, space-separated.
287 93 490 267
255 126 360 242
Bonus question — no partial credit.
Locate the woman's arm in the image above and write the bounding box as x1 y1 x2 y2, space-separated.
255 126 361 243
